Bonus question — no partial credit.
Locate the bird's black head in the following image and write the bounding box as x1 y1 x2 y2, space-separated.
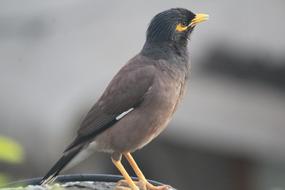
145 8 208 46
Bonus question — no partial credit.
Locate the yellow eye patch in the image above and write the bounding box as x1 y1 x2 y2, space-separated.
175 14 209 32
175 23 188 32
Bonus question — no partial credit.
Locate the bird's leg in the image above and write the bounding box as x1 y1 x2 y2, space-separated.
112 153 139 190
123 153 170 190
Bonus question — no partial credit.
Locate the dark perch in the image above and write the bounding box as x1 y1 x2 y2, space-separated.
3 174 176 190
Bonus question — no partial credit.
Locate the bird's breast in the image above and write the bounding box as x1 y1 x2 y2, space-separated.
148 67 186 108
140 69 187 138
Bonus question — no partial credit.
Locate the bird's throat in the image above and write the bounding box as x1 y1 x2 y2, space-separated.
141 41 189 60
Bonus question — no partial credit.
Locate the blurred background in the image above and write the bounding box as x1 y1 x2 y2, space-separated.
1 1 285 190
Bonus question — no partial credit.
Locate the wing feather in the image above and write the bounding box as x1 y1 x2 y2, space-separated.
65 56 155 151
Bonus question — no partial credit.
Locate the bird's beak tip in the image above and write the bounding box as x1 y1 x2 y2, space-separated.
191 13 209 26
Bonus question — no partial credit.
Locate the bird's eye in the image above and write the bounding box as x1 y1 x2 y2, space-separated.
182 21 188 26
175 23 188 32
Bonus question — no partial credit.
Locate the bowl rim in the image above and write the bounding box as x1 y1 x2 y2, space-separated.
4 174 164 188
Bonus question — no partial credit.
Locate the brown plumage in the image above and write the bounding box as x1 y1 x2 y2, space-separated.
41 8 208 190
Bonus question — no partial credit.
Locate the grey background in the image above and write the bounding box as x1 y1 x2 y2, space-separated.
1 1 285 190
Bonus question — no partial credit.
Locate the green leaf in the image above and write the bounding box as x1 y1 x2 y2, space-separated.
0 173 9 186
0 136 24 164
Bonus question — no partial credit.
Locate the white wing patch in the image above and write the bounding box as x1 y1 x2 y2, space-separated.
116 108 134 120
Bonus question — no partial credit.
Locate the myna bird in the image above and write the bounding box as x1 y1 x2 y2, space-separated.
40 8 208 190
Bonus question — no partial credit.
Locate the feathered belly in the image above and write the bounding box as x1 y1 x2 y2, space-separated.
136 83 184 148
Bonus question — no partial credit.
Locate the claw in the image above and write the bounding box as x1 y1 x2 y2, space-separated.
146 182 172 190
116 179 145 190
115 179 171 190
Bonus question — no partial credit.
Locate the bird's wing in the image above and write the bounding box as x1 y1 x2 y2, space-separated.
65 57 156 151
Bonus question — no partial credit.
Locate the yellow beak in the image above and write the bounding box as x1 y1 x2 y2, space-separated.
190 13 209 26
175 13 209 32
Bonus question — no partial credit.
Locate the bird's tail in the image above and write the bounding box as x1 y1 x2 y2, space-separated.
40 145 83 185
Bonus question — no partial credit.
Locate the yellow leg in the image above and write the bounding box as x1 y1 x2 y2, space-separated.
112 157 139 190
124 153 170 190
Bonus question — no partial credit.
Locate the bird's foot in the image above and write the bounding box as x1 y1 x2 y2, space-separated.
115 180 171 190
145 181 172 190
115 179 145 190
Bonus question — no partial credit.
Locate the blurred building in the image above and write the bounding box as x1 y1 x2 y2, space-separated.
0 1 285 190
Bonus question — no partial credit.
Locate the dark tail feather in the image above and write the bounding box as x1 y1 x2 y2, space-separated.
40 146 83 185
